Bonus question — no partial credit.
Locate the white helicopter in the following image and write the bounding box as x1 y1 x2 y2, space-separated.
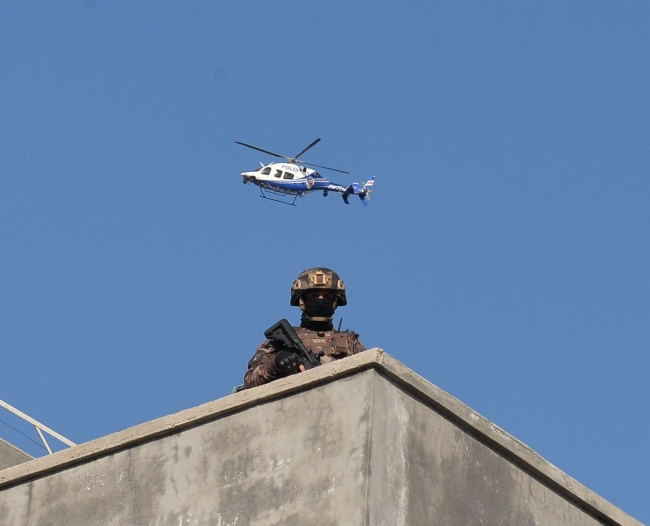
235 138 375 206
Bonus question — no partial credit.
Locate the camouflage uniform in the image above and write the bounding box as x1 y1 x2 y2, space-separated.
244 326 366 388
243 267 366 389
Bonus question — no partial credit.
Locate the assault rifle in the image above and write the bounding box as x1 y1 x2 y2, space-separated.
265 318 322 370
231 319 322 394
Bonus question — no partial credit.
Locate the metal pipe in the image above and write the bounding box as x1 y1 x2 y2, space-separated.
0 398 76 449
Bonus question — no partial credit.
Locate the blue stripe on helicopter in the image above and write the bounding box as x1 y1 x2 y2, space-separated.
264 180 345 193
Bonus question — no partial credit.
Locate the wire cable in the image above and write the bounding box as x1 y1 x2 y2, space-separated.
0 417 47 451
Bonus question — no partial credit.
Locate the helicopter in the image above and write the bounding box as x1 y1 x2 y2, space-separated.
235 138 375 206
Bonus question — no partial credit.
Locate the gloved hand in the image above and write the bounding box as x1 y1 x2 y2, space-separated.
274 350 301 377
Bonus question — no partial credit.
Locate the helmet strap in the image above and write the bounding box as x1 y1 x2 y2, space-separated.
303 315 333 322
298 296 336 323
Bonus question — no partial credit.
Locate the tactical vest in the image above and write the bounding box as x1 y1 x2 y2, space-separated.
294 327 362 364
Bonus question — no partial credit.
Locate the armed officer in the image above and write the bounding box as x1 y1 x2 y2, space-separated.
243 268 366 389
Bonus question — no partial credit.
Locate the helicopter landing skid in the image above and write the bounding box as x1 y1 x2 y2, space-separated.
259 187 301 206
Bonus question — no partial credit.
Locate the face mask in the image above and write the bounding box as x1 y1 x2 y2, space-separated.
302 296 336 319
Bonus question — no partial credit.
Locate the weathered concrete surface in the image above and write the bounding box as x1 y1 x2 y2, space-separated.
0 349 642 526
367 373 624 526
0 438 32 471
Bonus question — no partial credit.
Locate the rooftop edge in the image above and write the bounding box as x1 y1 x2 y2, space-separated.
0 349 641 526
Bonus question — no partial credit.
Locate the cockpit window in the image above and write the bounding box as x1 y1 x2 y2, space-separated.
260 167 271 175
283 172 294 180
274 169 282 178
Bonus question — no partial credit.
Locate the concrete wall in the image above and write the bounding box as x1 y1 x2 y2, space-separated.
0 350 642 526
368 373 611 526
0 438 32 471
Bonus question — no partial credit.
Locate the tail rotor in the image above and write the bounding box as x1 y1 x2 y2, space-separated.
360 177 375 206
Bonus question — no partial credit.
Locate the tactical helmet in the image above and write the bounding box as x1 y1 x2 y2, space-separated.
290 267 347 307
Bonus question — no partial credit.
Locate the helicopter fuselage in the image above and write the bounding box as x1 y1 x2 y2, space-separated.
241 162 347 197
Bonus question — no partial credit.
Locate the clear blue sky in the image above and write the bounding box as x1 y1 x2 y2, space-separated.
1 2 648 522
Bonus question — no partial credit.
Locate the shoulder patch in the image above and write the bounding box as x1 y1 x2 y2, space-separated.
248 350 266 367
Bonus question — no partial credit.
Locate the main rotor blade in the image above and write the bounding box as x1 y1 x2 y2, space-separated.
299 161 349 174
235 141 285 159
294 138 321 160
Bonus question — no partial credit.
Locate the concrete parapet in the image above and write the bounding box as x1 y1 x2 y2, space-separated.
0 349 642 525
0 438 32 472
